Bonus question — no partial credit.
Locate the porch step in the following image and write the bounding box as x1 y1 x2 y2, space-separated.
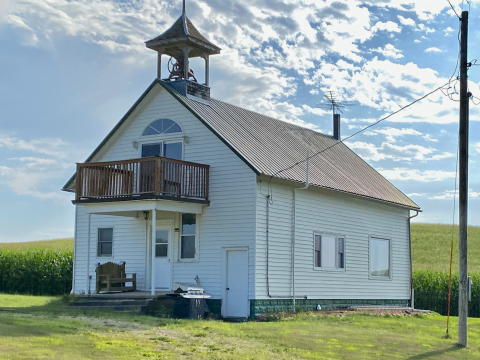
69 297 154 314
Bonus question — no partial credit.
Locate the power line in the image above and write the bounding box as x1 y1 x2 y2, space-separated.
271 81 452 179
448 0 461 19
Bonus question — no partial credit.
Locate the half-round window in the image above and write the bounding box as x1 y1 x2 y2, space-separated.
142 119 182 136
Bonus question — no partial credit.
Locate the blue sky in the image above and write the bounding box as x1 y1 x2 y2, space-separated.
0 0 479 242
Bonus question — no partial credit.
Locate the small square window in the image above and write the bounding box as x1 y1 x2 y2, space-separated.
97 228 113 257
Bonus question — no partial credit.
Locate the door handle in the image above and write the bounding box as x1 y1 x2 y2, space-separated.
226 287 230 290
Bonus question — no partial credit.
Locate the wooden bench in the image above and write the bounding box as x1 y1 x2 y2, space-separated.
96 262 136 293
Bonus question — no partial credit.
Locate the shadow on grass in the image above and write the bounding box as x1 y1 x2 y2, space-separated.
406 345 463 359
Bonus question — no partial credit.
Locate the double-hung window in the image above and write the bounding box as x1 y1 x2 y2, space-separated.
180 214 196 259
97 228 113 257
314 233 345 270
369 237 391 278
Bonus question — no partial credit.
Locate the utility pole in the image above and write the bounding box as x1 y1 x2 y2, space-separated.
458 10 469 348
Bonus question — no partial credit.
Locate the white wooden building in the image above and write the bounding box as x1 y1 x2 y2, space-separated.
63 6 420 318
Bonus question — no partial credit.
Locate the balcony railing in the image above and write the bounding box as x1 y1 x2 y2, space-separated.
75 157 209 202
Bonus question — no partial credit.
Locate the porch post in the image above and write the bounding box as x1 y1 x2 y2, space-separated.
151 209 156 295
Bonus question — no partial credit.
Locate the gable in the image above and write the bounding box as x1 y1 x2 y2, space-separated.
63 80 257 191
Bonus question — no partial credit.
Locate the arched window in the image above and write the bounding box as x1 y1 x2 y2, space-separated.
142 119 182 136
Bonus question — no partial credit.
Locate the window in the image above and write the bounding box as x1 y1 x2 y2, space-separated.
142 119 182 136
97 228 113 257
155 230 168 257
314 233 345 270
370 237 390 278
181 214 196 259
141 142 182 160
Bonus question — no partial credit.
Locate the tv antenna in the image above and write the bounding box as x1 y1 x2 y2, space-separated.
316 91 358 117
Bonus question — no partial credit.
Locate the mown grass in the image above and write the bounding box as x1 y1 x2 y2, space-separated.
411 224 480 272
0 238 73 252
1 294 480 359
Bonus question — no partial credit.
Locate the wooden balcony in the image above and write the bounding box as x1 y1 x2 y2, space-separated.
75 157 209 203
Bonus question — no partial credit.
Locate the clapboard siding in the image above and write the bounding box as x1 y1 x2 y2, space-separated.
73 84 257 299
255 179 411 300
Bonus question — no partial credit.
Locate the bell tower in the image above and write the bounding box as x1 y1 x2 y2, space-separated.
145 0 221 102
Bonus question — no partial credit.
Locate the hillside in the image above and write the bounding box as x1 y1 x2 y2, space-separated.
0 238 73 252
411 223 480 273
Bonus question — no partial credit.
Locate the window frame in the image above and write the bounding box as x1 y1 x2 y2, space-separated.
139 139 184 160
313 232 346 272
178 214 199 262
368 236 392 280
141 119 183 137
97 227 114 258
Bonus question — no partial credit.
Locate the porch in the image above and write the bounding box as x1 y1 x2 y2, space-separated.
73 156 209 204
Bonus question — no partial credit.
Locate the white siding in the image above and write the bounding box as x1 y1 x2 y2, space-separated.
73 85 257 299
255 179 411 300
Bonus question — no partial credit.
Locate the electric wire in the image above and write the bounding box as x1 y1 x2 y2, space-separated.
269 81 452 182
448 0 461 19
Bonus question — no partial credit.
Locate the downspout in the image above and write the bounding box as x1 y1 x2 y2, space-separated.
408 210 419 308
292 152 309 312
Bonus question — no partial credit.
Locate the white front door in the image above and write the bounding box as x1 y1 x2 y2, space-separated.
154 227 171 289
225 249 248 318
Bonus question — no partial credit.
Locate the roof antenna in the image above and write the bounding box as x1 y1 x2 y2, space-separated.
183 0 186 15
316 91 358 117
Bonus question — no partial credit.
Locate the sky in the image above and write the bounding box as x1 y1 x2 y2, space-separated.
0 0 479 242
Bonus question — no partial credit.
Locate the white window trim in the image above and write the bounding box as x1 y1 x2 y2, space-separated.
368 236 392 281
137 138 185 160
96 227 114 258
313 232 346 272
141 119 184 137
178 214 200 262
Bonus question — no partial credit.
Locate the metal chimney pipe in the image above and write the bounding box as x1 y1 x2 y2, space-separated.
333 114 341 140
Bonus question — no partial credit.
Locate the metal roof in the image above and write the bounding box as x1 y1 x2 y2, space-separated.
145 14 221 54
63 79 419 210
167 85 419 210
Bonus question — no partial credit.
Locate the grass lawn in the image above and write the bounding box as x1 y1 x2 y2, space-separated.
411 224 480 272
0 238 73 252
1 295 480 359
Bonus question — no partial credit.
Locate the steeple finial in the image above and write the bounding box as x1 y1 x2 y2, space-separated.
183 0 186 15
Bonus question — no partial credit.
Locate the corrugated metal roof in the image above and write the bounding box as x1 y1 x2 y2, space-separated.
63 79 419 210
171 89 419 210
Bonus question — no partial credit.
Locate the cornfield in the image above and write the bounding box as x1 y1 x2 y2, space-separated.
0 250 73 296
413 270 480 317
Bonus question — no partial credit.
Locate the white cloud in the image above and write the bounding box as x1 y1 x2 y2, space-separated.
372 21 402 33
414 39 421 43
431 190 480 200
346 141 454 162
379 168 457 182
397 15 415 26
370 43 403 59
444 27 455 36
0 135 68 158
0 134 75 202
476 143 480 153
364 127 422 142
425 47 443 53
